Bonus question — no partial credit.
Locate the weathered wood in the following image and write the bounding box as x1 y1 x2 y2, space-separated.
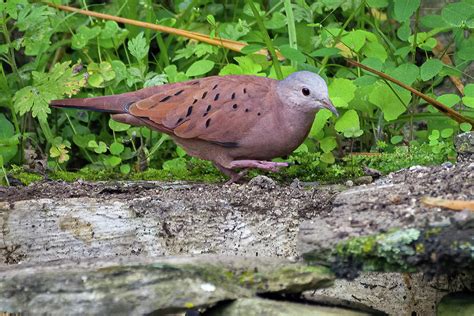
298 162 474 275
0 182 336 265
0 256 333 315
207 297 368 316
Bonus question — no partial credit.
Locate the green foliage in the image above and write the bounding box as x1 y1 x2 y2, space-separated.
0 0 472 184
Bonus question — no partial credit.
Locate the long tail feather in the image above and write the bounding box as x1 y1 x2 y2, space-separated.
50 95 135 114
50 85 165 114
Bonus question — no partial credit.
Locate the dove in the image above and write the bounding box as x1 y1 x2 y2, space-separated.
51 71 338 182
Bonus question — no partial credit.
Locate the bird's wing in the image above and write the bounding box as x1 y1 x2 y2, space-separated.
129 75 276 146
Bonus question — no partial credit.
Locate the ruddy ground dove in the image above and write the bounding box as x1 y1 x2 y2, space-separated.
51 71 338 182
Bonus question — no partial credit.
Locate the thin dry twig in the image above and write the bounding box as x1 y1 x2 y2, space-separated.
46 2 285 60
421 196 474 212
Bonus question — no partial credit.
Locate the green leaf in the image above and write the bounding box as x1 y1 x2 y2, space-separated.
241 44 264 55
420 59 443 81
364 41 388 62
391 135 404 144
397 22 411 41
421 15 449 29
394 0 420 22
320 137 337 153
294 143 308 153
110 142 125 155
99 21 129 49
13 62 86 122
310 109 333 137
310 47 341 57
219 64 243 75
87 140 98 149
106 156 122 167
366 0 388 8
460 122 472 132
279 45 306 63
464 84 474 97
164 65 188 83
341 30 366 52
320 152 335 164
128 32 149 61
264 12 287 29
163 157 188 173
335 109 360 133
73 134 95 149
441 2 474 27
234 56 264 74
429 129 440 141
437 94 460 107
369 83 411 121
88 73 104 88
186 60 215 77
94 141 107 154
109 118 130 132
462 96 474 108
120 164 131 174
0 114 18 164
328 78 356 108
441 128 453 138
387 63 419 85
71 26 101 50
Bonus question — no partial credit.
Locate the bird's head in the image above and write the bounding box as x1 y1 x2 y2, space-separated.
276 71 338 116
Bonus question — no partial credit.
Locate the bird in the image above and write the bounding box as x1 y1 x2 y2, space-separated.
51 71 338 183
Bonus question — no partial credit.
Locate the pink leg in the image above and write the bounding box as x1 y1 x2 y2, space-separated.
228 160 289 172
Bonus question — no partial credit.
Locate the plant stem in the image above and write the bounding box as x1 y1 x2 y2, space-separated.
1 165 9 186
284 0 297 68
246 0 283 79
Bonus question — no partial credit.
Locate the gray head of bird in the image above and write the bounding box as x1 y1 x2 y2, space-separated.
276 71 338 116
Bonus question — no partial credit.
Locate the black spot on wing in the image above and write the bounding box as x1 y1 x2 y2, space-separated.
160 95 172 102
214 93 220 101
186 106 193 117
174 89 184 96
205 118 211 128
202 91 208 99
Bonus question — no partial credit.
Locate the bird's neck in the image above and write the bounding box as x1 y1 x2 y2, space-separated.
277 102 317 146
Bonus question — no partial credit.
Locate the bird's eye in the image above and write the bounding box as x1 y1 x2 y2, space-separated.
302 88 310 96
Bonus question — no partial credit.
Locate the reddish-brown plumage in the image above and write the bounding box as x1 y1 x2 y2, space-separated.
51 72 337 182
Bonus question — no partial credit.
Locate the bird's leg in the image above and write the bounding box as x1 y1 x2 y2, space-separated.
213 163 248 184
228 160 289 172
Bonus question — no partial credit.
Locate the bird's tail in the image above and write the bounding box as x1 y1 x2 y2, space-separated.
50 94 136 114
50 85 164 113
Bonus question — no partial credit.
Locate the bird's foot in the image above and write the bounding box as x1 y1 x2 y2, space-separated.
229 160 289 172
225 170 249 185
214 162 248 184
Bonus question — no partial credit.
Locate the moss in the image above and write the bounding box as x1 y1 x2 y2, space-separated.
9 166 43 185
4 143 450 185
313 225 474 278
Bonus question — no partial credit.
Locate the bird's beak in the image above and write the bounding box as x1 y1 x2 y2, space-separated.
322 98 339 117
